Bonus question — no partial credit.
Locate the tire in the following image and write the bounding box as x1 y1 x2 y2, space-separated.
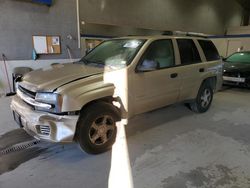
76 102 120 154
189 82 213 113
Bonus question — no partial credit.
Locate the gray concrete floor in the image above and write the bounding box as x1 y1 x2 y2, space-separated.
0 87 250 188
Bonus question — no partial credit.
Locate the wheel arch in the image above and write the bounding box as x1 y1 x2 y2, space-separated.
188 76 215 113
189 76 217 102
201 76 217 91
73 96 120 141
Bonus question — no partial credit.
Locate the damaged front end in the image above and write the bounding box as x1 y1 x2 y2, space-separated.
11 83 79 142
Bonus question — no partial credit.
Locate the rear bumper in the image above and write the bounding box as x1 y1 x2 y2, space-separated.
10 95 79 143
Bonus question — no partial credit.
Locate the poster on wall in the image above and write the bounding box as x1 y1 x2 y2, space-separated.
52 36 60 45
33 36 47 54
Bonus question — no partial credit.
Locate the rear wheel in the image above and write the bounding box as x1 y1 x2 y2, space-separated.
189 82 213 113
76 102 120 154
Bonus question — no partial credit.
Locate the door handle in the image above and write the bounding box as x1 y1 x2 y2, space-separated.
170 73 178 78
199 68 205 72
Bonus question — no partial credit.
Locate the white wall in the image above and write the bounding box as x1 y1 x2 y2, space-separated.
212 37 250 57
227 26 250 34
212 26 250 57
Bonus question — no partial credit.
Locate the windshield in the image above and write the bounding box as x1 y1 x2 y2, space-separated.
226 52 250 64
79 39 145 69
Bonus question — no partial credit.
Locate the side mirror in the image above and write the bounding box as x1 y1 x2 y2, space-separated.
136 60 158 73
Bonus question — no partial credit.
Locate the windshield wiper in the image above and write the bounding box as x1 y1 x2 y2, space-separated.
92 60 105 65
78 58 90 64
79 58 105 65
77 58 106 68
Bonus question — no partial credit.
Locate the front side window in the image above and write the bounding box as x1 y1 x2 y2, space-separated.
138 39 175 71
177 39 201 65
225 52 250 64
198 40 220 61
79 39 145 69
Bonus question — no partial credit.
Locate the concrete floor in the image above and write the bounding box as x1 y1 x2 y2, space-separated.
0 87 250 188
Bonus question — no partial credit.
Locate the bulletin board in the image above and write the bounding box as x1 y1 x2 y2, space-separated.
32 35 61 54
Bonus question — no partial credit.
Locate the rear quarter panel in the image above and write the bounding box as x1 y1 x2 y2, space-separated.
188 60 223 100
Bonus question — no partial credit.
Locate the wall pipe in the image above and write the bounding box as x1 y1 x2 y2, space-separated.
76 0 81 49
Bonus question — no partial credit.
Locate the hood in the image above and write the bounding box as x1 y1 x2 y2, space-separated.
224 62 250 73
21 63 104 92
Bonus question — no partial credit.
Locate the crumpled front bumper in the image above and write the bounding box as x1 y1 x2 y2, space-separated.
10 95 79 143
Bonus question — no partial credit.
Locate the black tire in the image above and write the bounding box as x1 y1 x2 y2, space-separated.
76 102 120 154
189 82 213 113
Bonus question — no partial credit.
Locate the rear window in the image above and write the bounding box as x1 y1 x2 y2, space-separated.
177 39 201 65
198 40 220 61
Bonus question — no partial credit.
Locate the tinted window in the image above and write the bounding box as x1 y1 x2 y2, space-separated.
139 40 175 70
198 40 220 61
177 39 201 64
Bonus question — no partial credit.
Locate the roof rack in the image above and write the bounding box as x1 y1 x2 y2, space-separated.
162 31 208 38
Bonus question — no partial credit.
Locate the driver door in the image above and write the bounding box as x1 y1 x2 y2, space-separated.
133 39 182 115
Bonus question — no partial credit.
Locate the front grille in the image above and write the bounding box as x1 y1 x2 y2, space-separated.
37 125 51 136
224 79 250 88
240 73 250 78
224 72 240 77
224 72 250 78
18 85 36 99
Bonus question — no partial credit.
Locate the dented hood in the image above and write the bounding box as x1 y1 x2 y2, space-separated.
21 63 104 92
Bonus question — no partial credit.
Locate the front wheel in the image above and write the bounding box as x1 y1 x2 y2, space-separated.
76 102 120 154
189 82 213 113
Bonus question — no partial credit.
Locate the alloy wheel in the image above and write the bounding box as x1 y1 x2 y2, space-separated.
200 88 212 108
89 115 115 145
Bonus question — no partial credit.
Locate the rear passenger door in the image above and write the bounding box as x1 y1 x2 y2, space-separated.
176 38 206 101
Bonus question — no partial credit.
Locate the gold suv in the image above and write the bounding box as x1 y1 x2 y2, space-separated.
11 35 223 154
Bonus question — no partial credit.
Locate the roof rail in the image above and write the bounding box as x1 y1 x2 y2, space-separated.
186 32 208 38
162 31 208 38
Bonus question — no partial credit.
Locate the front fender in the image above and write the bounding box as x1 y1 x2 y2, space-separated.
60 84 115 112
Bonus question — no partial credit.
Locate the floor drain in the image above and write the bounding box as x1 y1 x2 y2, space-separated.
0 140 41 156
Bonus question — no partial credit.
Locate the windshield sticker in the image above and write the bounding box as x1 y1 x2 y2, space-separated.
123 41 141 48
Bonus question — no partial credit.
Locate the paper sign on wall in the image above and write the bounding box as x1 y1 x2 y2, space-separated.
33 36 47 54
52 36 60 45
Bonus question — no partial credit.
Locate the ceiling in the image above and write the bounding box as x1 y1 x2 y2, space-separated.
236 0 250 10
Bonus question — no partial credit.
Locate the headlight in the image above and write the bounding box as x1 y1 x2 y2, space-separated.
36 93 58 104
35 92 62 113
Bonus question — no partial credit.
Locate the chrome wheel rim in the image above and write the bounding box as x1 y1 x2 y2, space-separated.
200 89 211 108
89 115 115 145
